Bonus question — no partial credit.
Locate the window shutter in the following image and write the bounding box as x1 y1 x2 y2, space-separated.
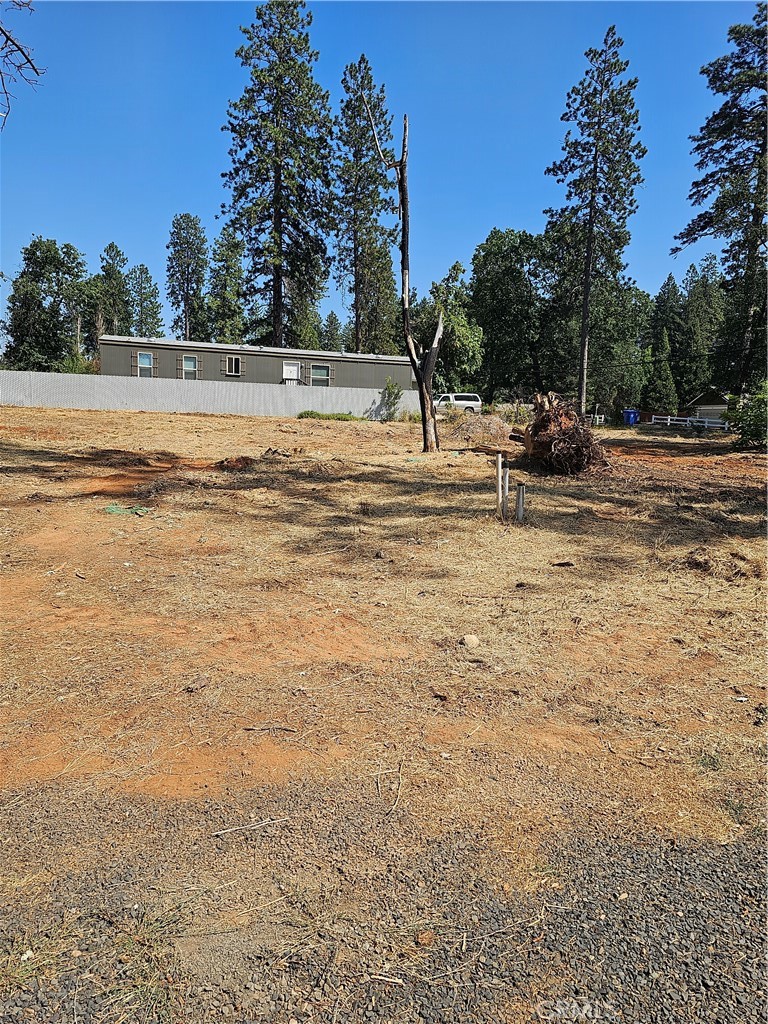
152 353 158 378
197 356 203 377
176 354 183 379
329 366 336 385
130 351 138 375
239 356 246 375
301 362 310 385
220 355 227 374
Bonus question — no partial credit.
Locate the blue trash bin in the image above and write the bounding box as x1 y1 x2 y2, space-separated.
622 409 639 426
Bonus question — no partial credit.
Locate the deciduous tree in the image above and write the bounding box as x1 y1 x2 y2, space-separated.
0 0 43 127
469 229 544 400
545 25 646 414
2 237 85 369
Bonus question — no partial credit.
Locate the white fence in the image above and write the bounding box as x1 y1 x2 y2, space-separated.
651 414 729 431
0 370 421 420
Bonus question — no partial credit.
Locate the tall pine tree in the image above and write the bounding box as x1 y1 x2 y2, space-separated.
673 3 767 389
127 264 164 338
166 213 209 343
545 25 646 413
335 54 398 353
100 242 131 336
223 0 334 348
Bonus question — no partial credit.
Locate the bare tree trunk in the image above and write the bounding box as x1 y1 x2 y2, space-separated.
365 106 443 451
353 225 362 353
273 162 284 348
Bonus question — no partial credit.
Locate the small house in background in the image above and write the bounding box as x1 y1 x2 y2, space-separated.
682 387 729 421
98 336 415 392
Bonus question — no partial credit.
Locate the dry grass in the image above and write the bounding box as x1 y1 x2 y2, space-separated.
0 407 765 975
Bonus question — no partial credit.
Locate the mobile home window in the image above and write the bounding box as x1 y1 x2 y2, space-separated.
183 355 198 380
226 355 241 376
137 351 153 378
310 364 330 387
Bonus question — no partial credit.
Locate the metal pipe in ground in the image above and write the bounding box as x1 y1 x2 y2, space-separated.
495 453 503 518
515 482 526 523
501 460 510 521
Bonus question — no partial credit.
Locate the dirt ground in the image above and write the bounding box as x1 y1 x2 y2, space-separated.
0 406 765 1022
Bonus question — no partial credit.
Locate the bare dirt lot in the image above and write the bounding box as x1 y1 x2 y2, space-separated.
0 406 765 1023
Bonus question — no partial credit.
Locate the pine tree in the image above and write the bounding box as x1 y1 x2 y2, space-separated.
319 311 343 351
166 213 209 342
643 328 678 414
673 3 767 389
2 237 86 370
678 256 724 403
545 25 646 413
651 273 685 364
100 242 131 335
223 0 334 348
208 225 245 345
127 264 164 338
335 54 398 353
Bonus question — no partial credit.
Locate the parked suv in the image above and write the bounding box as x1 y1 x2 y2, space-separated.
435 392 483 414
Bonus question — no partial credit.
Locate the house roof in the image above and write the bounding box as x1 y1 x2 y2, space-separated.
98 335 411 364
686 387 729 406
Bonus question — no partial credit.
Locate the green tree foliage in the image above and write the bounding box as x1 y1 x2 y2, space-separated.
412 263 482 394
677 255 724 403
2 237 86 370
208 225 245 345
223 0 334 348
587 278 651 418
334 54 398 354
319 311 343 351
725 379 767 448
469 228 544 400
99 242 131 336
643 327 678 414
545 25 646 413
126 264 164 338
166 213 209 342
674 4 767 389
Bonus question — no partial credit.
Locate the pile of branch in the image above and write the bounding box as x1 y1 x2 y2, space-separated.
511 392 610 475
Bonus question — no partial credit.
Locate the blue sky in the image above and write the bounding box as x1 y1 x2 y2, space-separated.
0 1 755 330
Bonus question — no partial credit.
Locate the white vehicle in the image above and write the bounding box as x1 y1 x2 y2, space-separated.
435 392 483 414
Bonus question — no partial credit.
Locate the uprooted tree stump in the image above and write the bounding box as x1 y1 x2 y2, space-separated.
510 392 610 475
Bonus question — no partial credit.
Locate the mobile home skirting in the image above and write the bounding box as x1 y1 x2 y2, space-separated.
0 371 420 420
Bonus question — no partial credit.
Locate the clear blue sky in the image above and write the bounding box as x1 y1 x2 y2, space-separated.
0 1 755 330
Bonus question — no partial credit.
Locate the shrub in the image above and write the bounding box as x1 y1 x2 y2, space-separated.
379 376 404 422
57 353 97 374
297 410 363 421
725 382 767 449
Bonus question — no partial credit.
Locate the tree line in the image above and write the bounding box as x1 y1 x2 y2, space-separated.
2 1 764 416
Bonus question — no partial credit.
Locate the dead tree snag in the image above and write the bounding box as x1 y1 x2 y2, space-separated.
365 104 443 452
